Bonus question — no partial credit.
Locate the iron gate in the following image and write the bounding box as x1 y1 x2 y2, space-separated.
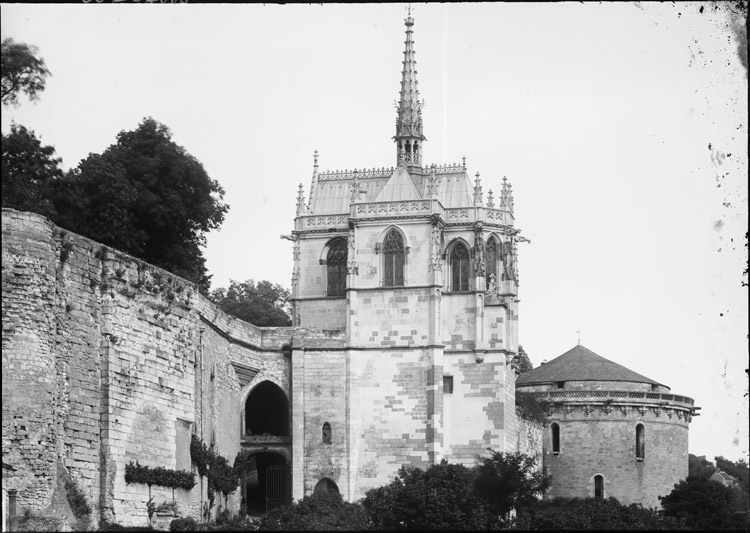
265 464 290 511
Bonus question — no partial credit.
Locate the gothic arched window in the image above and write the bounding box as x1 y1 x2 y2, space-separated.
327 239 347 297
450 243 470 291
636 424 645 461
594 475 604 500
486 238 498 288
383 230 405 287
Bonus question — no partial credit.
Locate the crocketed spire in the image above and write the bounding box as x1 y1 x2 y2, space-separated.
393 8 426 169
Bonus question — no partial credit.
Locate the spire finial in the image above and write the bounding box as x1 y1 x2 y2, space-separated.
487 189 495 208
473 172 483 206
462 156 467 170
296 183 306 216
577 330 581 345
313 149 319 170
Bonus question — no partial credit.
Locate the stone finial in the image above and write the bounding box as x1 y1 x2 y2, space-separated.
462 156 467 170
473 172 483 206
487 189 495 208
296 183 306 216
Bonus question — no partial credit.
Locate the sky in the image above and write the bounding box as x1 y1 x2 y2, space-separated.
1 2 747 464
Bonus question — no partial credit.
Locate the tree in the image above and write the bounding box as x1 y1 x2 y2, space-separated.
660 477 748 530
53 117 228 290
688 454 716 480
210 279 291 327
362 459 499 530
715 456 749 496
515 344 534 373
1 38 50 107
472 450 550 521
1 124 61 217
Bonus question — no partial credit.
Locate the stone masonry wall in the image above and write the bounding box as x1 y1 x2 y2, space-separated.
544 410 689 508
2 210 291 526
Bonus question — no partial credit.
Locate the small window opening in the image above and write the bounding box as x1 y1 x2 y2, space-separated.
555 381 564 389
594 475 604 500
322 422 331 445
551 423 560 454
636 424 645 461
650 384 659 391
443 376 454 394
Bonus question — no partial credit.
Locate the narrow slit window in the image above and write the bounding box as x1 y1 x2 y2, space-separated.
322 422 331 445
594 475 604 500
443 376 454 394
551 423 560 454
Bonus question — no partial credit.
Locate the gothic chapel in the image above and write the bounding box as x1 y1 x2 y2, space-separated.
289 11 525 500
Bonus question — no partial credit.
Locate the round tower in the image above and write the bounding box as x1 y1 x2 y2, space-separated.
516 345 699 509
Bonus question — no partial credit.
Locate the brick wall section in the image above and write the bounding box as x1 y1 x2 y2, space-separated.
2 210 292 526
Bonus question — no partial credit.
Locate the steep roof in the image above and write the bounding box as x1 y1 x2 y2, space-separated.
516 345 664 387
375 164 422 202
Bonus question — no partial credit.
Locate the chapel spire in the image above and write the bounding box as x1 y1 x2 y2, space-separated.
394 7 425 170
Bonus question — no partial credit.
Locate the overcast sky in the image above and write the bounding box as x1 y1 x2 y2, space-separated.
2 2 747 463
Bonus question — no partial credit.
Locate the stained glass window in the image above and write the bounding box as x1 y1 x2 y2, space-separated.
327 239 347 297
383 230 405 286
450 244 470 291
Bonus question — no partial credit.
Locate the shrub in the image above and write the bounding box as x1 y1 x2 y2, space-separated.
258 491 367 531
516 497 686 530
17 509 65 532
170 516 197 531
363 460 498 530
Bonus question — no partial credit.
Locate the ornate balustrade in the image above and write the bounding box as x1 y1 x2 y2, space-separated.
524 390 695 407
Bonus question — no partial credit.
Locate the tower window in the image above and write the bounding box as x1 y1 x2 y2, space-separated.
383 230 405 286
636 424 645 461
551 423 560 454
322 422 331 445
443 376 453 394
555 381 564 389
450 243 470 291
594 475 604 500
326 239 347 297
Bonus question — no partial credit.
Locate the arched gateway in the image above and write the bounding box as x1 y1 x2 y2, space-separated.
241 381 291 515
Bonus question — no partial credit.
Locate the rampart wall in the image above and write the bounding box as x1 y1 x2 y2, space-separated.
1 209 291 527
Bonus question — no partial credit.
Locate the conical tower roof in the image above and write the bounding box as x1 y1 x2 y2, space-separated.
516 345 665 388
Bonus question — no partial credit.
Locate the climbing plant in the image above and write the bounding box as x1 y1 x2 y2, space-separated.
189 435 240 502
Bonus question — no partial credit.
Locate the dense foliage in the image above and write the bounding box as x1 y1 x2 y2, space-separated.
210 279 292 327
64 476 91 520
259 491 367 531
1 124 61 217
688 453 717 479
517 497 686 530
515 391 548 423
124 461 196 490
473 450 550 520
660 477 748 530
1 38 50 107
362 459 501 530
52 118 228 290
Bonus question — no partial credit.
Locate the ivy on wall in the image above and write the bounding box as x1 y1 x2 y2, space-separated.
124 461 196 490
190 435 239 500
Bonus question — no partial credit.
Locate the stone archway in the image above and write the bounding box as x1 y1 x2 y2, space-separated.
240 452 290 516
245 381 289 437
